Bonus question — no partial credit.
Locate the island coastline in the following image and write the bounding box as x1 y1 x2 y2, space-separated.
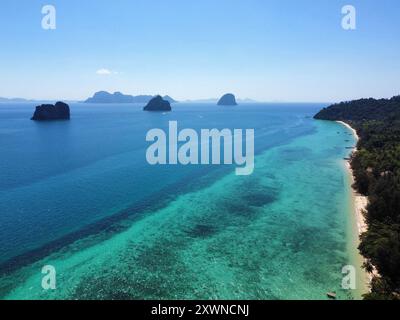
337 121 373 291
337 121 369 235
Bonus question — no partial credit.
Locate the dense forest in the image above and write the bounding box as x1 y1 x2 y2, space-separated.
315 96 400 300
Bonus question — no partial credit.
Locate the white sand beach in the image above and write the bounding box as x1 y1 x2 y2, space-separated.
337 121 380 289
337 121 369 235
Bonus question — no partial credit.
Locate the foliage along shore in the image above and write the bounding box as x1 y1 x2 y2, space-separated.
314 96 400 300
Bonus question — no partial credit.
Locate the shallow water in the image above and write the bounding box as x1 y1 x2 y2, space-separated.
0 103 361 299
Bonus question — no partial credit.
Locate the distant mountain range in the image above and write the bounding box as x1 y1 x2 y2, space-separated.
0 97 77 103
0 97 30 102
84 91 177 104
0 97 47 103
0 94 258 104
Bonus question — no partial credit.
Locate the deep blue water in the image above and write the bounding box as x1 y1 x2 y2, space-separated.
0 102 321 268
0 102 366 300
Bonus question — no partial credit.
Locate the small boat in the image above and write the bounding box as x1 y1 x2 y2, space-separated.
327 292 337 299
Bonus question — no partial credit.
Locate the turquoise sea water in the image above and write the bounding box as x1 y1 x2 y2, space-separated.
0 102 362 300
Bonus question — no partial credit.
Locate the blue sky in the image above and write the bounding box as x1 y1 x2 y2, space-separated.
0 0 399 102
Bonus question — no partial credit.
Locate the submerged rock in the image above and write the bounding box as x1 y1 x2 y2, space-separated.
31 102 70 121
143 95 172 112
217 93 238 106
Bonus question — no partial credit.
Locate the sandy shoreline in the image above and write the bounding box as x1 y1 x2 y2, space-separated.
336 121 369 235
337 121 375 289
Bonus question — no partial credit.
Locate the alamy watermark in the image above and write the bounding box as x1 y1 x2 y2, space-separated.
41 265 56 290
146 121 255 176
41 5 56 30
342 265 357 290
40 5 356 31
342 5 356 30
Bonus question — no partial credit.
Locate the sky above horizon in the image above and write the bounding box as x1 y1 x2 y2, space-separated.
0 0 399 102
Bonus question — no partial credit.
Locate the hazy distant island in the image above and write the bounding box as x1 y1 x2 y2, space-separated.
0 97 32 103
31 102 70 121
315 96 400 300
143 95 172 112
84 91 177 104
217 93 238 106
0 97 77 104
